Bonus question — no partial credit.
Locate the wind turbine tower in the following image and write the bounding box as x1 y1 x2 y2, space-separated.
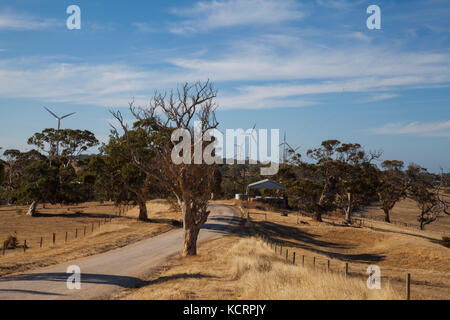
279 132 300 164
43 107 76 155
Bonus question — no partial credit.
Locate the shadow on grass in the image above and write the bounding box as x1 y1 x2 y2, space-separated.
253 220 386 263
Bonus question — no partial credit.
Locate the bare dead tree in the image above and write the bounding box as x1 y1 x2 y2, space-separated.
110 81 219 256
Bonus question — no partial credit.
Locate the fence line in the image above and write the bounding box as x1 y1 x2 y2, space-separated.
255 229 414 300
1 215 115 257
240 206 420 300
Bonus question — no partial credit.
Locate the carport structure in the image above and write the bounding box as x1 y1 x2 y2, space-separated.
246 179 287 208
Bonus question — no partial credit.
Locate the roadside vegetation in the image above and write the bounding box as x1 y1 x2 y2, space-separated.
118 236 402 300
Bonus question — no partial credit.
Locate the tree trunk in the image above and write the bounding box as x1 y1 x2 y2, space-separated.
419 219 425 230
26 200 40 217
344 192 353 222
314 176 337 222
138 199 148 221
179 199 208 256
182 223 201 256
312 212 322 222
383 208 391 223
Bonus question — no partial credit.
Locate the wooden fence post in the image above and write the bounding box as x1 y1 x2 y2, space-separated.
406 273 411 300
302 255 305 267
40 237 43 248
75 228 78 238
313 257 316 270
286 249 288 261
52 233 55 245
293 252 296 265
65 232 68 243
84 226 86 236
23 240 26 252
327 260 330 272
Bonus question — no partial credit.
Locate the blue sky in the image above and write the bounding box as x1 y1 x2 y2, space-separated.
0 0 449 171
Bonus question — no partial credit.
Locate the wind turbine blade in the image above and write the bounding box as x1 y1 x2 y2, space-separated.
44 107 59 119
61 112 76 119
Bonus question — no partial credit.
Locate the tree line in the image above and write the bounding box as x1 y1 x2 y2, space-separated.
276 140 449 230
0 81 449 256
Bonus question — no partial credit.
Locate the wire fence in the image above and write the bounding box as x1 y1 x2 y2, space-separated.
1 215 115 258
237 204 449 300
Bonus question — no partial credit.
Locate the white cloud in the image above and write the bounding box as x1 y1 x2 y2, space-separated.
0 59 165 107
361 93 399 103
169 0 304 34
371 121 450 137
0 12 60 30
316 0 361 9
132 22 156 33
0 31 449 110
344 32 371 42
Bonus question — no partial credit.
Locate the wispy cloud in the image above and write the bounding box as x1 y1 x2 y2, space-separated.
361 93 399 103
316 0 361 9
371 121 450 137
0 36 449 110
0 12 60 30
132 22 156 33
169 0 305 34
344 32 371 42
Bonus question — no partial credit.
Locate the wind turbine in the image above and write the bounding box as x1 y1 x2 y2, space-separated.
279 132 300 164
44 107 76 130
234 123 257 194
43 107 76 156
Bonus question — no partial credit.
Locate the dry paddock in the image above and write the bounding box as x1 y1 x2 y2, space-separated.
0 200 181 276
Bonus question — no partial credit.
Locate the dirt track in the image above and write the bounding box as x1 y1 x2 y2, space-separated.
0 204 239 300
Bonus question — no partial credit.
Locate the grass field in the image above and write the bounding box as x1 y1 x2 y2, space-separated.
0 200 181 277
362 198 450 234
117 236 401 300
118 200 449 300
1 198 448 300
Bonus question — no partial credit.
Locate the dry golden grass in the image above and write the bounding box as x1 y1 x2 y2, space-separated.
118 236 401 300
362 198 450 234
0 200 181 277
243 205 450 299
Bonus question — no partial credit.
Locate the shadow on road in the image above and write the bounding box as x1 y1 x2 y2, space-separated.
0 288 66 296
0 272 146 288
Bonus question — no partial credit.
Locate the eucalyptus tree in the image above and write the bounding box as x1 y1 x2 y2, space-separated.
376 160 407 223
111 81 219 256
